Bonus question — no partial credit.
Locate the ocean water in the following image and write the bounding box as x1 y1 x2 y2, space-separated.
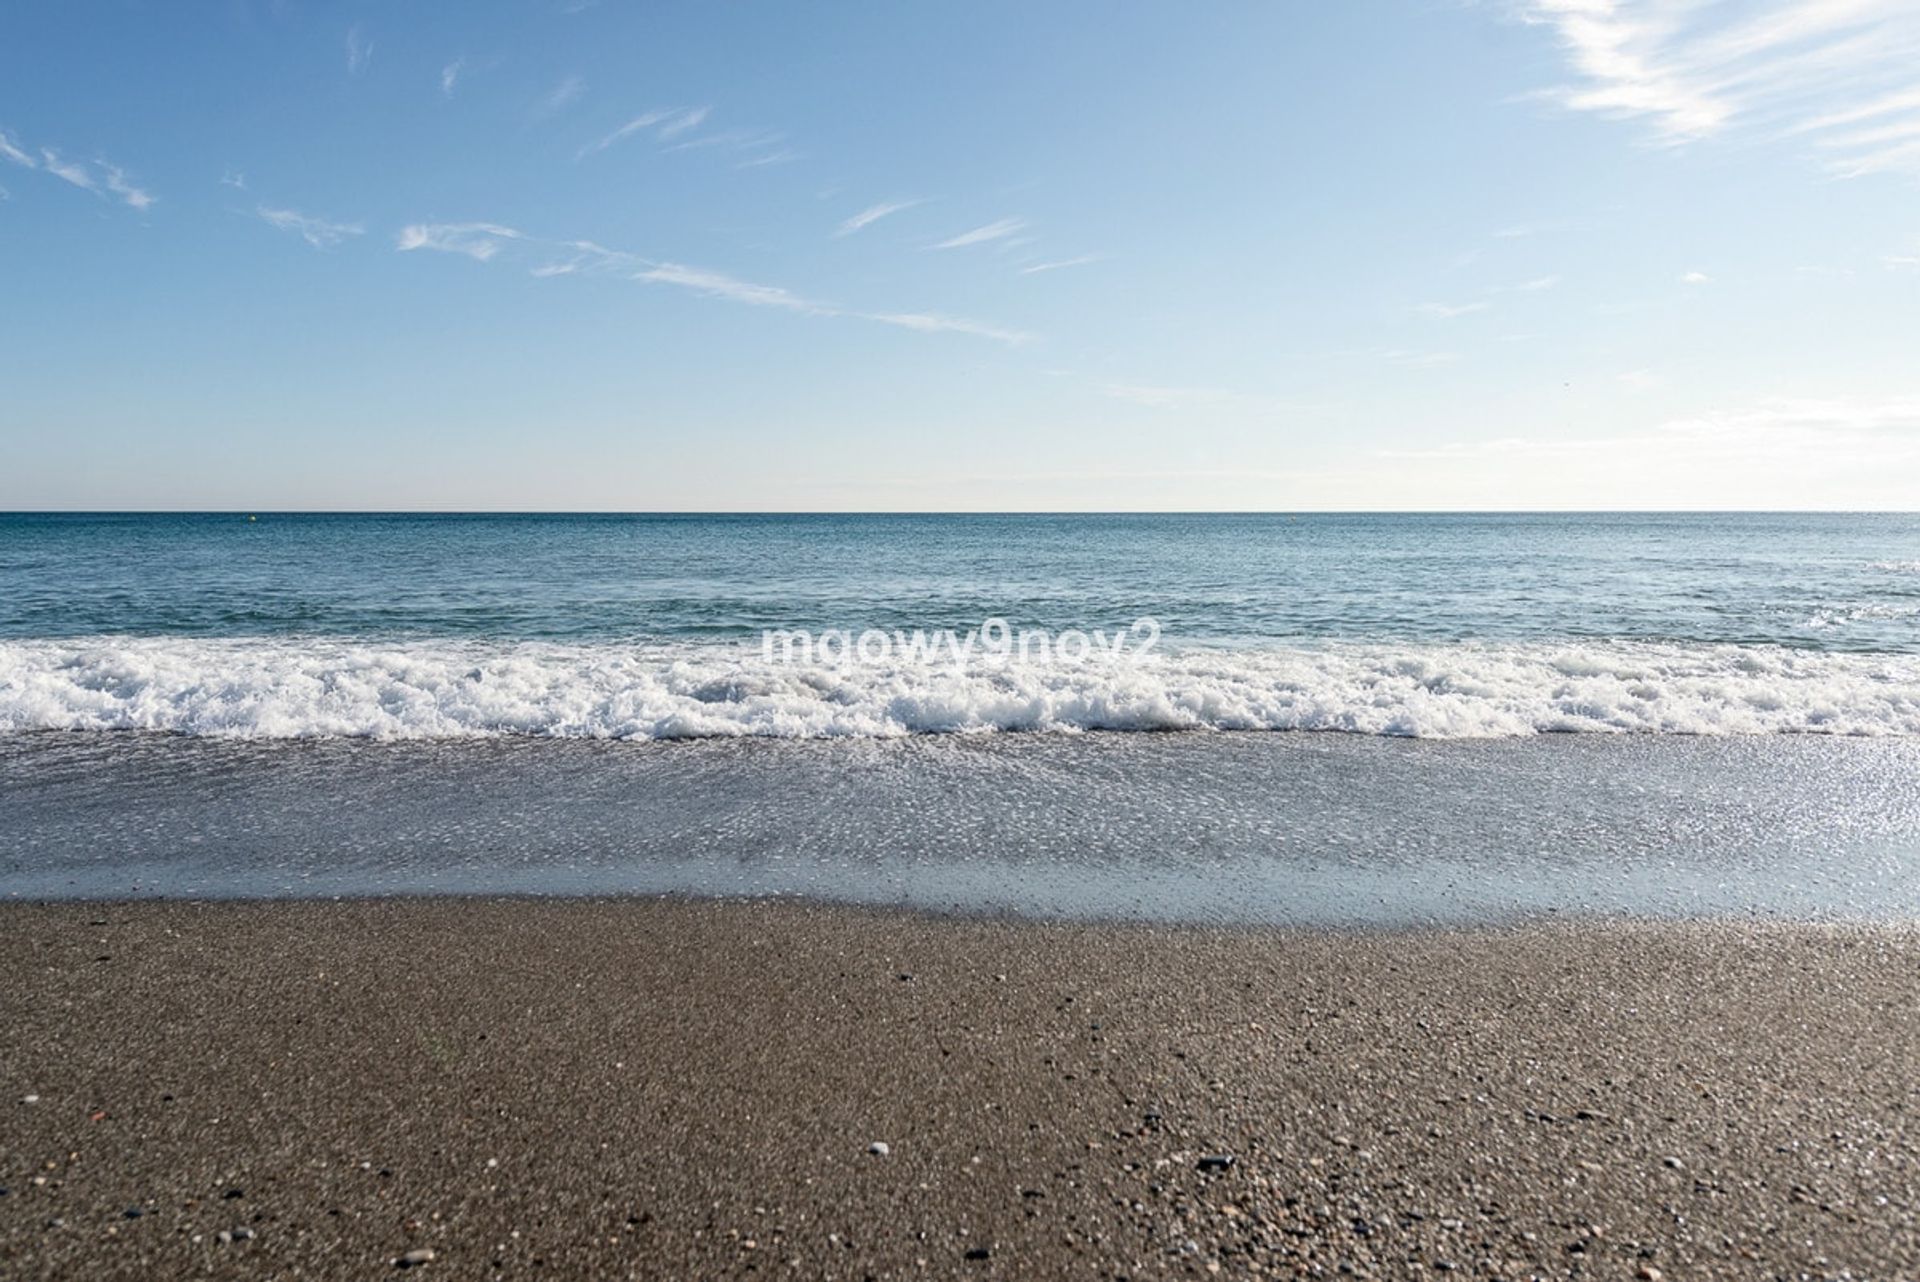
2 511 1919 740
5 512 1920 917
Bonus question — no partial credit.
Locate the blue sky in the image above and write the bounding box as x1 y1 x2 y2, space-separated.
2 0 1918 510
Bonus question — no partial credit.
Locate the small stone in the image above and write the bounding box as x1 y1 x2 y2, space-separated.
1662 1156 1684 1170
21 1095 39 1106
395 1247 435 1267
123 1207 143 1219
1196 1154 1235 1172
868 1142 890 1157
1637 1268 1664 1281
964 1247 991 1261
233 1227 255 1241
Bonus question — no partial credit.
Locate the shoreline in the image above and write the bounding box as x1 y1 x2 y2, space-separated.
4 898 1918 1278
9 732 1920 923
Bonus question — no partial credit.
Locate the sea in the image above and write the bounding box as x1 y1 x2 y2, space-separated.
4 511 1919 921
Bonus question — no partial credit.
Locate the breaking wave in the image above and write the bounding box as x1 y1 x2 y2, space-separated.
3 636 1918 740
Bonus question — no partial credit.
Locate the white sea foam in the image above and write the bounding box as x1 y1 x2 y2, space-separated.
1 637 1917 740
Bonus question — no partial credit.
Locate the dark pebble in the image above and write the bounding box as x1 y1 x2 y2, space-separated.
964 1246 991 1260
1196 1154 1235 1172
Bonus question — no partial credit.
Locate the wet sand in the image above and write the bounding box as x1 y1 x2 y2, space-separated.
2 897 1917 1279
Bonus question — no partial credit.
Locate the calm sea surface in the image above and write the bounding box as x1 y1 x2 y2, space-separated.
3 511 1918 649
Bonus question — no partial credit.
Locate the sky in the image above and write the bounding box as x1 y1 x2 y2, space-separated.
2 0 1918 511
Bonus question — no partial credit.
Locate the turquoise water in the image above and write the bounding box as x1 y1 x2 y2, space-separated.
4 511 1919 648
1 512 1918 738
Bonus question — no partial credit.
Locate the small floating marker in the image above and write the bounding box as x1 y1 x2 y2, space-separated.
248 515 257 522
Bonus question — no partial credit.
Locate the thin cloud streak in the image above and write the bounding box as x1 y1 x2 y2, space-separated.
101 164 154 210
656 105 709 139
0 129 34 169
536 75 586 118
865 312 1031 344
1 131 153 209
836 199 921 236
1019 254 1100 275
397 220 1029 343
737 149 800 168
636 262 826 314
396 222 526 261
577 107 709 159
933 217 1026 249
259 206 364 249
38 148 94 190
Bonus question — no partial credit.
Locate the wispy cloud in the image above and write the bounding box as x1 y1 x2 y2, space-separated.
401 221 1029 343
1415 300 1491 319
38 148 94 190
1502 274 1562 292
657 105 708 139
933 217 1026 250
663 126 782 155
1518 0 1920 176
536 75 586 118
1019 254 1100 275
441 58 466 97
345 24 372 76
101 164 154 210
577 106 708 159
0 129 34 170
836 199 921 237
1888 254 1920 270
220 168 247 191
737 148 800 168
1 131 153 210
259 206 364 249
866 312 1031 344
396 222 526 261
1680 269 1710 284
635 262 827 313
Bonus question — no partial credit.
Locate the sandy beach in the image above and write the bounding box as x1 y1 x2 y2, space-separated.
2 897 1916 1279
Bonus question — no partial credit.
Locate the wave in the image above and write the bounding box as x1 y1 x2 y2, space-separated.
1 636 1917 740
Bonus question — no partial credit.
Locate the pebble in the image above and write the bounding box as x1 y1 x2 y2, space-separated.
1196 1154 1235 1172
1662 1156 1685 1170
395 1247 436 1267
868 1142 890 1157
21 1094 39 1106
